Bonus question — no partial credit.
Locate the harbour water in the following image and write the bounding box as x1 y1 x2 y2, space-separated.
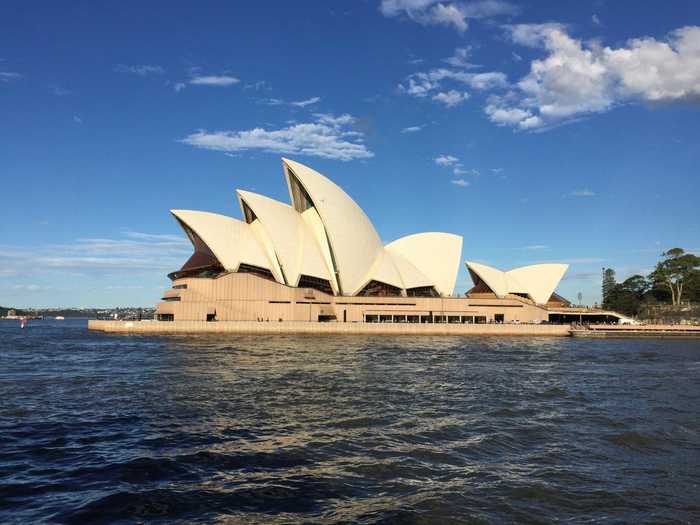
1 319 699 523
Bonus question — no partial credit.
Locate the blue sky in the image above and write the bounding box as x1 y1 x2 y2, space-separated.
1 0 699 308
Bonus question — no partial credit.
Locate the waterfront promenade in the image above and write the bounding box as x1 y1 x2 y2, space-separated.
89 320 571 336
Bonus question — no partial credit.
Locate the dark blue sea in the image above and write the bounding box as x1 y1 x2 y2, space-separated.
1 319 699 524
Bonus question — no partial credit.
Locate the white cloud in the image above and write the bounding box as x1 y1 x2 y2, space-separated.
0 71 22 82
399 64 508 104
189 75 240 87
434 154 459 166
180 113 373 161
490 24 700 129
51 85 71 96
432 89 470 107
592 14 601 26
260 96 322 107
73 115 82 124
290 96 321 107
113 64 164 76
443 47 477 69
451 178 470 187
174 82 186 92
401 125 424 133
380 0 518 33
569 189 596 197
0 231 190 274
523 244 549 250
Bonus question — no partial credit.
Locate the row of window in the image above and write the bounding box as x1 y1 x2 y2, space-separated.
365 314 490 324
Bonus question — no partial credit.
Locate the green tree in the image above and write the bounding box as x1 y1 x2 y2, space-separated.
602 268 616 309
648 248 700 305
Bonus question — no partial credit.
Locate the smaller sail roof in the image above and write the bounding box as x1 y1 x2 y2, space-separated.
465 261 568 304
171 209 272 272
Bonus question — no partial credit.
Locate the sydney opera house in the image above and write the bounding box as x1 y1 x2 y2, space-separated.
156 158 577 324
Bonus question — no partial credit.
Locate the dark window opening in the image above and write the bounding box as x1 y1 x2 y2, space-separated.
161 296 181 302
448 315 461 323
238 263 276 281
241 199 258 224
495 313 505 323
288 169 316 212
357 280 402 297
157 314 174 321
365 314 379 323
298 275 333 295
169 219 225 280
172 284 188 289
420 315 433 323
206 313 216 322
406 286 440 297
318 314 336 322
475 316 487 324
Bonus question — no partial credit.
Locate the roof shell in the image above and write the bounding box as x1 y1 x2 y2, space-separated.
282 158 383 296
171 209 272 272
386 233 463 296
506 264 569 304
236 190 331 286
465 261 569 304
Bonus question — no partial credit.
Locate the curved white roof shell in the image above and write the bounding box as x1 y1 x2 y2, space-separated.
386 233 463 296
171 209 273 272
282 158 383 296
235 190 332 287
170 159 471 298
506 264 569 305
465 261 568 304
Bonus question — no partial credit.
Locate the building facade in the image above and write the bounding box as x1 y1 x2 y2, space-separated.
156 158 578 324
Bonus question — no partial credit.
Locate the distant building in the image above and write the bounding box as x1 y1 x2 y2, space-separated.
155 158 621 324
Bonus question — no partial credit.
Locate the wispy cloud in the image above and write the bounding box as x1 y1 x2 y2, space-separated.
113 64 165 76
569 189 596 197
432 89 470 107
0 71 22 82
259 96 322 108
180 113 373 161
0 231 190 275
434 154 459 166
189 75 240 87
522 244 549 251
401 125 424 133
380 0 519 33
399 53 509 107
451 178 470 187
50 85 72 96
291 96 321 107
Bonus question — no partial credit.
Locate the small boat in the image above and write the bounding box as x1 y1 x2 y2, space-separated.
20 318 27 329
55 316 65 320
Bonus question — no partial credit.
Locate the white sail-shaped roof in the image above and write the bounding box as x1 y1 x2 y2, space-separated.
386 233 463 296
282 158 383 296
465 261 568 304
506 264 569 305
171 209 273 272
235 190 332 287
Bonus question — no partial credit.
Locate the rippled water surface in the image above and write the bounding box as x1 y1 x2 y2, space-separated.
1 319 700 524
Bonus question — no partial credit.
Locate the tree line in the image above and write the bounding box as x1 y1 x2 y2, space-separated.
602 248 700 317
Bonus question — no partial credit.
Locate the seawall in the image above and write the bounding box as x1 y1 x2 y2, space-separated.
88 320 571 336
